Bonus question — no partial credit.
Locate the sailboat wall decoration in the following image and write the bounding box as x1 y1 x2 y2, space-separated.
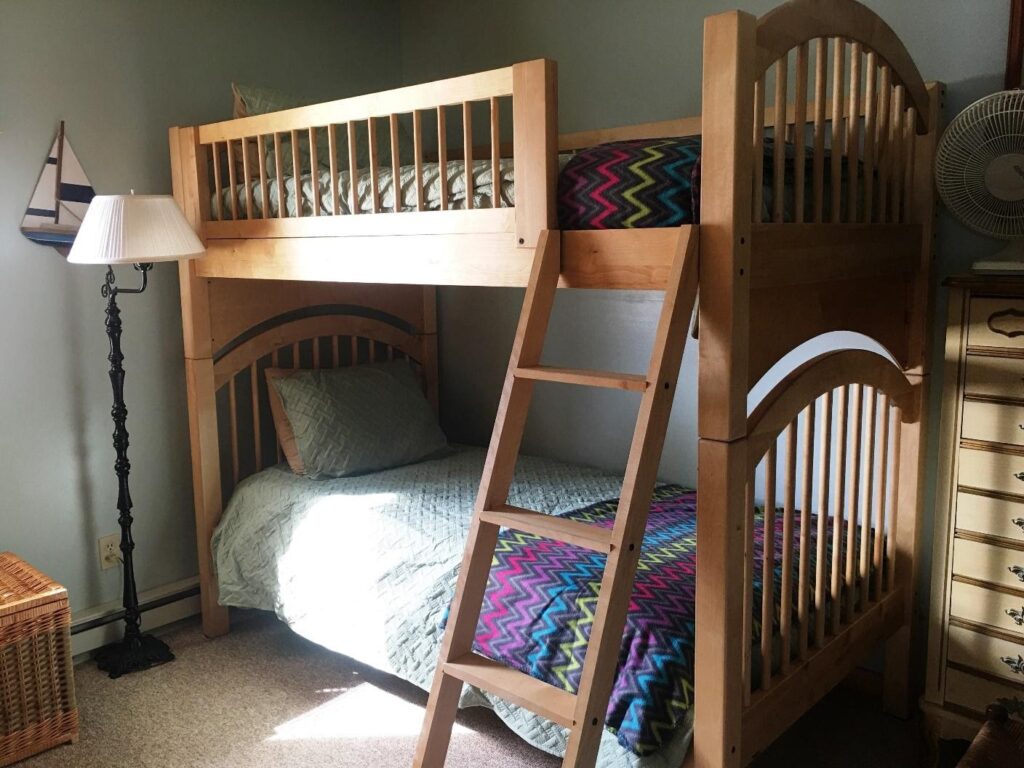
21 121 96 251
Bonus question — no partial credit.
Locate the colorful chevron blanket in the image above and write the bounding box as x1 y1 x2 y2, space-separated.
473 485 842 757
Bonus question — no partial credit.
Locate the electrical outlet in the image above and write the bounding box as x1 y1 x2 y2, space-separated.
98 534 120 571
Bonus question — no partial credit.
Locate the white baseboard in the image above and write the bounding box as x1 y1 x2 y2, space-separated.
70 576 201 659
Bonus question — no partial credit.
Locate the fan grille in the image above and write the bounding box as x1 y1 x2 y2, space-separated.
935 90 1024 239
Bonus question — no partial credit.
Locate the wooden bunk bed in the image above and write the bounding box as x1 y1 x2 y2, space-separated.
168 2 942 767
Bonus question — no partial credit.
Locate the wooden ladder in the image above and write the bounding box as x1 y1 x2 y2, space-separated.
413 227 699 768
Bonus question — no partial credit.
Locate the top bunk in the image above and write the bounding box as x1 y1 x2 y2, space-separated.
169 0 940 293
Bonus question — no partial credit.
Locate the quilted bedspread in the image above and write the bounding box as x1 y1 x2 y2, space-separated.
474 484 843 757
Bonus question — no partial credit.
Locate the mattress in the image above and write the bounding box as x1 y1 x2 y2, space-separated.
213 136 815 229
213 445 867 766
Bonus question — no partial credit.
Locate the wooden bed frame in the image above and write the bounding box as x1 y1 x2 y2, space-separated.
168 2 943 766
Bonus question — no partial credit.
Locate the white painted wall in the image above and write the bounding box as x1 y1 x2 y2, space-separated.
0 0 402 615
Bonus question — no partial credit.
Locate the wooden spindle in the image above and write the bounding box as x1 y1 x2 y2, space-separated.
780 423 797 674
762 443 778 692
273 133 285 219
211 142 224 221
390 114 402 213
903 107 917 223
873 395 890 599
845 384 863 621
240 138 254 220
257 136 270 219
328 125 341 215
743 478 755 706
846 43 862 223
290 130 303 217
332 335 340 367
798 402 814 659
307 128 320 216
830 385 849 635
292 341 300 368
859 388 877 609
812 38 828 223
226 139 239 220
753 75 766 222
313 337 321 368
862 53 877 223
814 390 832 648
229 377 240 487
793 42 809 224
347 122 360 215
889 86 905 223
368 119 381 213
773 55 789 224
437 107 449 211
886 410 903 592
251 363 262 472
413 110 425 211
830 38 845 223
875 66 892 222
272 349 282 462
463 101 474 210
351 335 359 363
490 96 501 208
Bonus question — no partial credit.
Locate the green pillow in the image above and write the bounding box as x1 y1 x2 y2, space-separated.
269 361 447 479
232 83 413 177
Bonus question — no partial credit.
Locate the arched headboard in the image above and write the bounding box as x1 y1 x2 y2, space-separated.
202 280 438 503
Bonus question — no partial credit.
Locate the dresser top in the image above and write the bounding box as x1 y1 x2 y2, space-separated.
944 273 1024 295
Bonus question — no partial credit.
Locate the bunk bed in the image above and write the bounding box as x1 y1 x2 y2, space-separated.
168 2 942 767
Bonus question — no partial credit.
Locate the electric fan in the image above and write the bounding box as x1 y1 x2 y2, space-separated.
935 89 1024 271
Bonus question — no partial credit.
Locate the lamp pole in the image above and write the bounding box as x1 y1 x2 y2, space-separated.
93 263 175 679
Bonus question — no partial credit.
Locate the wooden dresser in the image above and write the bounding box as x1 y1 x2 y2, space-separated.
923 275 1024 741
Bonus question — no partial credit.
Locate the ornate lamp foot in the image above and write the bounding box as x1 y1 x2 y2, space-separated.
95 633 175 680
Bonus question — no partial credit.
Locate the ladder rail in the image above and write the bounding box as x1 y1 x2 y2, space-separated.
562 226 700 765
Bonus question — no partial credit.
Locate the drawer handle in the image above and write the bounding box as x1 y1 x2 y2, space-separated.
1000 654 1024 675
1008 607 1024 626
1014 517 1024 535
1010 565 1024 582
988 308 1024 339
1016 472 1024 482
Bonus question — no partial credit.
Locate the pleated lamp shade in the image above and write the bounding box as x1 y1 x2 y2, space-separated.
67 195 205 264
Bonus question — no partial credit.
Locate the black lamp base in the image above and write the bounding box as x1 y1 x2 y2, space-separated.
95 633 174 680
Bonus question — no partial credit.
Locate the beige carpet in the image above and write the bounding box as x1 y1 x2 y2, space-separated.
23 612 919 767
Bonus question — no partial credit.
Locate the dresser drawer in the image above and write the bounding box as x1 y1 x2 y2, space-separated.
945 666 1024 716
965 354 1024 401
959 447 1024 498
953 537 1024 588
969 297 1024 351
950 581 1024 639
948 623 1024 685
962 400 1024 447
956 491 1024 541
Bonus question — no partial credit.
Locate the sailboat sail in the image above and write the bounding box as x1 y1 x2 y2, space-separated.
21 122 96 248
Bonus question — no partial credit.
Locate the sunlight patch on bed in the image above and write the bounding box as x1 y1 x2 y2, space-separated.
268 682 470 742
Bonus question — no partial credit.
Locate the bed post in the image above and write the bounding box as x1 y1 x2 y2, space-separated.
694 10 756 768
511 58 558 252
169 125 230 638
882 81 943 718
421 286 440 412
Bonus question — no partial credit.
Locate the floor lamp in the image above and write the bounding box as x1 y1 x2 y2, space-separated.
68 194 204 679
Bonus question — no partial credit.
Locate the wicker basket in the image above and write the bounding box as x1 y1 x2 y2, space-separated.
0 552 78 766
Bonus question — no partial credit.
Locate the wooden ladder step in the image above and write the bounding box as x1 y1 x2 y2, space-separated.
515 365 649 392
444 652 577 727
480 504 615 553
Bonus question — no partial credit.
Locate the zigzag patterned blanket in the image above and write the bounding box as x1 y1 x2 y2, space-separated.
474 485 844 757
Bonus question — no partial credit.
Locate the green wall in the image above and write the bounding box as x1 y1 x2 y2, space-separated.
0 0 401 614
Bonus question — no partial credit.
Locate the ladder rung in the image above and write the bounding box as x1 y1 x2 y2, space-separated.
515 365 648 392
444 652 577 727
480 504 614 553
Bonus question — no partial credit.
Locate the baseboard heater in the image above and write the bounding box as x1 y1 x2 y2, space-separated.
70 584 200 636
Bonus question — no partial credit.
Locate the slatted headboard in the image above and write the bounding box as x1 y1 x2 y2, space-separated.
204 280 438 502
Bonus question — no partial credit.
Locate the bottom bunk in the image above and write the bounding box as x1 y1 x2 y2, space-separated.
212 443 894 768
